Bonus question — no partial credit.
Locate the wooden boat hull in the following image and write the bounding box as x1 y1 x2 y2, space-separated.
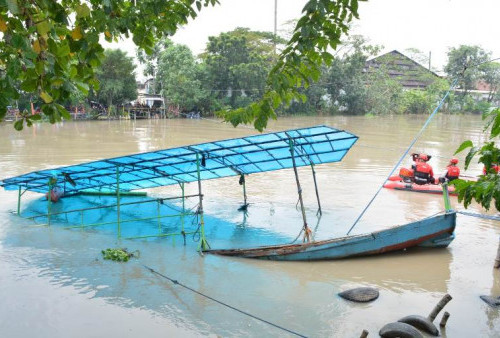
205 212 457 261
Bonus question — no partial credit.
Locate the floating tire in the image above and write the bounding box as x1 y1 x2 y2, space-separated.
398 315 439 336
480 295 500 308
379 322 423 338
338 287 379 302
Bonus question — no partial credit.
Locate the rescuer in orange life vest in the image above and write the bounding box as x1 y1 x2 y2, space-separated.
440 158 461 183
412 154 435 185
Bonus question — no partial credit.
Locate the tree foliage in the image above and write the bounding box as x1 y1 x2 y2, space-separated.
453 108 500 211
93 49 137 110
445 45 489 106
0 0 219 129
219 0 362 131
157 43 206 112
481 62 500 102
1 0 364 132
201 27 277 109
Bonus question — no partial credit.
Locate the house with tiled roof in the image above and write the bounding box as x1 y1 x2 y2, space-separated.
364 50 440 90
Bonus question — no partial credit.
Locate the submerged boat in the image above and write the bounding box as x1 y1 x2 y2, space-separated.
206 212 456 261
383 180 457 195
1 124 457 261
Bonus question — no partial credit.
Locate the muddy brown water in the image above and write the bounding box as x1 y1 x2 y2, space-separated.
0 115 498 337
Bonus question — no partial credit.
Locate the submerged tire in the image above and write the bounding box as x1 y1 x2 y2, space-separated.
480 295 500 308
379 322 423 338
338 287 379 302
398 315 439 336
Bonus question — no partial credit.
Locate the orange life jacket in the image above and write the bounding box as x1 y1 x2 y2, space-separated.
446 165 460 181
414 162 434 185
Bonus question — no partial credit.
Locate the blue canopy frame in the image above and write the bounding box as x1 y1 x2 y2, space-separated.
1 125 358 195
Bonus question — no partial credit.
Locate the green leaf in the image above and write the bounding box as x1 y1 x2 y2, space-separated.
14 119 23 131
55 103 71 120
75 4 91 18
464 146 479 170
36 21 51 37
455 140 473 154
6 0 19 14
489 108 500 138
0 107 6 121
40 91 53 103
20 79 38 92
56 43 70 57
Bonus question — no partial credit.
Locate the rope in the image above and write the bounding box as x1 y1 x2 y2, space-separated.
346 79 458 235
457 210 500 221
142 264 308 338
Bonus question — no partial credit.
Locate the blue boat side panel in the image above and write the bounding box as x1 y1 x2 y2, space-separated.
0 125 358 194
206 213 457 261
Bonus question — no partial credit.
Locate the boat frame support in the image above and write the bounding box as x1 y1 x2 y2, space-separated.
238 174 249 211
310 163 322 216
288 138 311 242
17 186 28 216
442 182 452 212
180 182 186 245
116 166 121 238
196 153 210 251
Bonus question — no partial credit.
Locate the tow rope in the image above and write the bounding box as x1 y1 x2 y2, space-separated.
142 264 308 338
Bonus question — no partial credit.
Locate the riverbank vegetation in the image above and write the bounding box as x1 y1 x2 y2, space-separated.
132 32 499 119
1 1 498 129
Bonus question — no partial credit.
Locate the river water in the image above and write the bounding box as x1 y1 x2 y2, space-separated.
0 115 498 337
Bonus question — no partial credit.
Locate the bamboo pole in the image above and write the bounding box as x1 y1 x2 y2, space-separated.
439 312 450 327
428 294 452 322
289 138 311 242
310 163 322 215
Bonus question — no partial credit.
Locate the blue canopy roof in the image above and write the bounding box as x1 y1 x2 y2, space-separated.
0 125 358 194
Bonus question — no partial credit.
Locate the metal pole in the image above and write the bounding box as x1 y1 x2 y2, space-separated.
310 163 322 215
116 166 121 238
243 176 247 206
17 186 21 215
181 182 186 245
289 138 311 242
47 183 52 225
442 182 451 212
238 174 249 211
157 200 161 234
196 153 209 251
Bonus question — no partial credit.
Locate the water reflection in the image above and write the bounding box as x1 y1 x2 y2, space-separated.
1 116 500 337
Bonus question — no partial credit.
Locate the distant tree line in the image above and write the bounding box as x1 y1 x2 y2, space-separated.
33 28 498 119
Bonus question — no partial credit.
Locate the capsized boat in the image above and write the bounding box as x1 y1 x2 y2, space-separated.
206 211 456 261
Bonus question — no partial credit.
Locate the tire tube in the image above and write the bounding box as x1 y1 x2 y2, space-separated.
338 287 379 302
398 315 439 336
379 322 423 338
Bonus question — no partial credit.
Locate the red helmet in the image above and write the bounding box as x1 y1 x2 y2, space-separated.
419 154 429 161
450 158 459 165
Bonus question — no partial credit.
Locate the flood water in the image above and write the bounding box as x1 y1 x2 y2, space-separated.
0 115 499 337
